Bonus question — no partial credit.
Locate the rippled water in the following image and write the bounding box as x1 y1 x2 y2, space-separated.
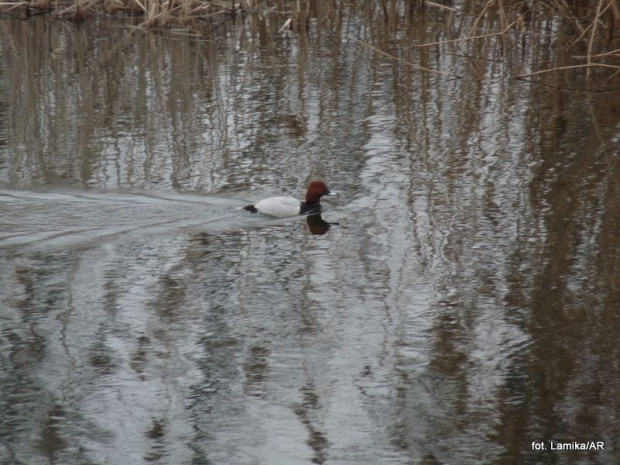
1 5 620 465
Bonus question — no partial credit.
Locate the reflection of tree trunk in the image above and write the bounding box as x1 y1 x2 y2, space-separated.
506 78 620 464
33 0 51 9
611 0 620 29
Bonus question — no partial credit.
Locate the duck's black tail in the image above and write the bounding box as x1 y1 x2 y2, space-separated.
243 205 257 213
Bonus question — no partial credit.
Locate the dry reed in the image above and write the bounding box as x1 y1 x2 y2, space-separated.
1 0 618 84
412 0 619 84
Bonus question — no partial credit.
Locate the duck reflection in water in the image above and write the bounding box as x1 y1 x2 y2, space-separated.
306 211 338 235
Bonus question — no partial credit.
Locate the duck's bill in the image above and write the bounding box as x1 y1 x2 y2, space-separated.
326 190 337 196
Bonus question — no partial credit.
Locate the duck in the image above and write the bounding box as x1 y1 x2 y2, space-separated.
243 180 336 218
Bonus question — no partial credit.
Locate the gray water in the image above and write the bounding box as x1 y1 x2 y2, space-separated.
1 6 620 465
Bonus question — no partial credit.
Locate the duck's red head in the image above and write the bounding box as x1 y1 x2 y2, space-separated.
305 181 336 205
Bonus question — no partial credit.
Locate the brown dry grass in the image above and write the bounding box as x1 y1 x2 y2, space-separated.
411 0 620 83
1 0 618 83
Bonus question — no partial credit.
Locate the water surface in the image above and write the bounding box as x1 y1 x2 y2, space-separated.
1 7 620 465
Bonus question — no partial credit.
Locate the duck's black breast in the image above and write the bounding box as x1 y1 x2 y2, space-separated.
300 202 320 215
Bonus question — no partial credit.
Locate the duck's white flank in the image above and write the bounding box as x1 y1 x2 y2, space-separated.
252 196 302 218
